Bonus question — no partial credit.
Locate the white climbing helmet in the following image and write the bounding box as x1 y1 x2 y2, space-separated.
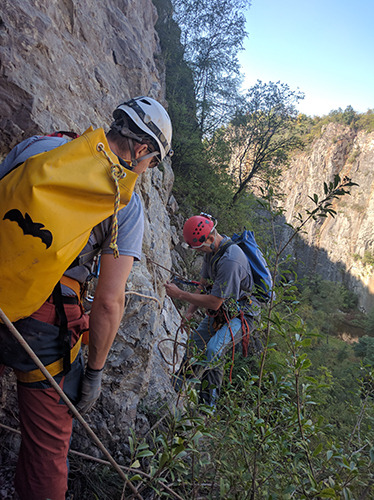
114 96 173 160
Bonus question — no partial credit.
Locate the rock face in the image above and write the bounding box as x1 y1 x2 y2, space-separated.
0 0 183 459
277 123 374 312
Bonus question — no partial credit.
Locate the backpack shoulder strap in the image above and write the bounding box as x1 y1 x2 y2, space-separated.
210 239 236 275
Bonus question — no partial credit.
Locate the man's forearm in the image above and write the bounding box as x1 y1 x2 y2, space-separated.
87 298 124 370
176 288 223 310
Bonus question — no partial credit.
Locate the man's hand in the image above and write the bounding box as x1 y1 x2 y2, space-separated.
165 280 224 311
164 282 183 299
76 366 103 414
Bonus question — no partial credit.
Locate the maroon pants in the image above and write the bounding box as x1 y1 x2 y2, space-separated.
2 301 89 500
16 375 75 500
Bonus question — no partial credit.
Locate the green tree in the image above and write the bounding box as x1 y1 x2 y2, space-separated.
223 80 305 203
154 0 259 231
364 308 374 335
154 0 202 173
172 0 251 134
354 336 374 365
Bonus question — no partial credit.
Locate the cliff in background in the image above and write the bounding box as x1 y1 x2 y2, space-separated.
277 123 374 313
1 0 374 474
0 0 183 459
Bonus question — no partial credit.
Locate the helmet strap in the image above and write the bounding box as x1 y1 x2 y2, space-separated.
127 138 138 167
129 139 160 164
209 231 217 251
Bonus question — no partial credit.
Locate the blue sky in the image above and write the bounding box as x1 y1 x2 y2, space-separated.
238 0 374 117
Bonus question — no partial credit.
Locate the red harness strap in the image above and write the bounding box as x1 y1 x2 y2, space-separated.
222 309 252 382
223 310 236 382
46 131 79 139
240 310 251 358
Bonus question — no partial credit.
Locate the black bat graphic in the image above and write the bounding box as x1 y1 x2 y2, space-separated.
3 209 53 249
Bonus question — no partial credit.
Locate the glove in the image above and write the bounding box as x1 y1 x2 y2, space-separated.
76 365 103 415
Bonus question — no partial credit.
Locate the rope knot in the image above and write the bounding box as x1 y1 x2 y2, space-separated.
97 142 127 259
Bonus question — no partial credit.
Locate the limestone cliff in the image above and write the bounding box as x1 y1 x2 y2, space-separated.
0 0 182 460
277 123 374 312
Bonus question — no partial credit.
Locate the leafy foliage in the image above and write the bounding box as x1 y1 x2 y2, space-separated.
354 336 374 365
297 107 374 145
154 0 240 229
172 0 251 135
124 4 374 498
226 80 305 203
364 308 374 335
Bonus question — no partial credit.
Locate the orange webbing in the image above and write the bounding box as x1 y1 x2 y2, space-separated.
60 275 82 300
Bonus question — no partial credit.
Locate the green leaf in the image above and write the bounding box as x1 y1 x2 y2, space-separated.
312 443 323 457
159 452 169 469
319 487 337 498
137 442 150 451
175 450 188 460
138 450 154 458
301 358 312 369
130 474 142 482
255 418 265 425
128 435 134 455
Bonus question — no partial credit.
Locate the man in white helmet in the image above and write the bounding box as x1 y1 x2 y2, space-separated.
0 96 173 500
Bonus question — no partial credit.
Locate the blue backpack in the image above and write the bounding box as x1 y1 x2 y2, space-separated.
211 230 273 302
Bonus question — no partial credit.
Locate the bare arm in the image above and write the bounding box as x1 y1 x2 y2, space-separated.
88 253 134 370
165 281 224 313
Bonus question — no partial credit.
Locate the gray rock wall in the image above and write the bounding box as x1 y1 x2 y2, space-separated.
0 0 183 457
277 123 374 312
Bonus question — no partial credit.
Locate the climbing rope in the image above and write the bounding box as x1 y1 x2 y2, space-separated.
145 256 194 374
0 423 184 500
97 142 128 259
223 309 236 383
125 290 162 309
240 310 251 357
0 306 142 500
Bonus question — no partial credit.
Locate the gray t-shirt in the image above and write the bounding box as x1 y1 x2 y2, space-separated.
0 134 144 289
201 236 261 315
201 236 253 300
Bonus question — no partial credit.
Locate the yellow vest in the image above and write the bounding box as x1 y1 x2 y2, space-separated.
0 127 138 321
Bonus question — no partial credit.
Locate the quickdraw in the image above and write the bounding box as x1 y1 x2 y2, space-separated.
171 276 201 288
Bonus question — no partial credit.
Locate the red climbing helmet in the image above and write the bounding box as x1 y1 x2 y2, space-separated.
183 213 217 249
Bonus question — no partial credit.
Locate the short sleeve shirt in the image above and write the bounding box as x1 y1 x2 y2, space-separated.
201 236 253 300
0 134 144 287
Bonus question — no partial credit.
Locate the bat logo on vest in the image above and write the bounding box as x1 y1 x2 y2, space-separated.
3 209 53 249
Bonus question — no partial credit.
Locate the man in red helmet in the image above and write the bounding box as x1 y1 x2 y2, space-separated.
165 214 261 407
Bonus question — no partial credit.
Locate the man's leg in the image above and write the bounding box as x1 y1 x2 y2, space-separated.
172 316 213 391
15 353 83 500
201 317 243 406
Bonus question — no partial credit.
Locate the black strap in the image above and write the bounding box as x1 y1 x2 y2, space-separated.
67 244 101 270
52 282 71 374
210 239 236 276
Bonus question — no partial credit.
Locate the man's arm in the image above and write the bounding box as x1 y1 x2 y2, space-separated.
165 282 224 312
76 253 134 414
88 253 134 369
